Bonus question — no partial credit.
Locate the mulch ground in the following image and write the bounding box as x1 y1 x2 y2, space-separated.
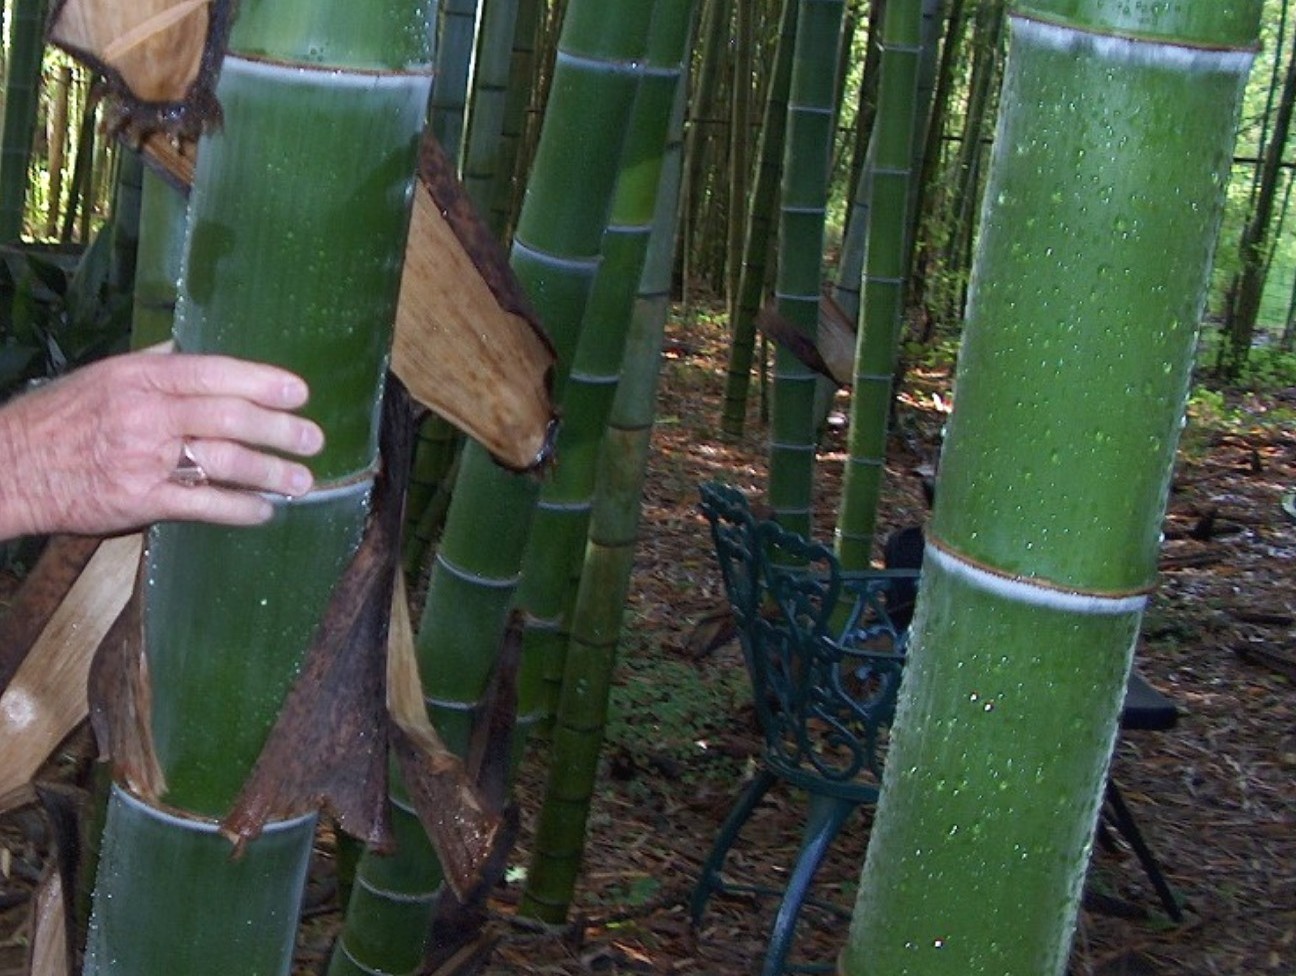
2 308 1293 975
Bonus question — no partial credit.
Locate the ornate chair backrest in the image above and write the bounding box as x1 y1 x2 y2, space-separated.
699 483 918 804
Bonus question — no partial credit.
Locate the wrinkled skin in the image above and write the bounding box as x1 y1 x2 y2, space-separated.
0 349 324 539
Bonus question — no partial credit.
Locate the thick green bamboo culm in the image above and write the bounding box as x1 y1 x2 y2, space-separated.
519 12 692 920
517 0 692 740
331 5 655 971
0 0 47 241
841 6 1259 974
520 69 686 924
84 5 433 974
719 0 798 438
768 0 844 538
834 0 922 570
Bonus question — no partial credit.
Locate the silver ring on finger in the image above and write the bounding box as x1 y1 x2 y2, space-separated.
169 440 209 488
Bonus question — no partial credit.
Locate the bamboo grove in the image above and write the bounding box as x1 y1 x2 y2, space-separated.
0 0 1289 973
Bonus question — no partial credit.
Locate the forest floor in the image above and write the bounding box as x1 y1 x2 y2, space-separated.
2 307 1294 975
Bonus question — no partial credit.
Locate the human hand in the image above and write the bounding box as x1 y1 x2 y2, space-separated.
0 351 325 539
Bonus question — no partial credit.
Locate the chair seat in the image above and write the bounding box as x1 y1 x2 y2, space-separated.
1122 671 1178 732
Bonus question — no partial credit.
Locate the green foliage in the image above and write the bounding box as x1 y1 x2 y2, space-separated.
0 227 132 403
1197 328 1296 392
605 634 749 771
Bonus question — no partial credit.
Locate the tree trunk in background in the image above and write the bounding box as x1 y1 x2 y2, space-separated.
0 0 47 241
329 5 655 970
85 3 433 973
841 6 1258 974
521 68 689 922
834 0 922 569
720 0 798 438
767 0 844 538
1221 29 1296 376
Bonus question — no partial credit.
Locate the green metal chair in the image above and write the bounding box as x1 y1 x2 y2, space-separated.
690 482 916 976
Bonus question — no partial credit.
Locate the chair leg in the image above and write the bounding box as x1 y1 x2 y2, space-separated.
1104 779 1184 923
690 766 778 926
761 794 859 976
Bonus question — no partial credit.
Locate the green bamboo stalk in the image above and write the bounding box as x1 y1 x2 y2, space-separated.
431 0 483 164
909 0 968 292
841 6 1259 973
834 0 922 569
725 0 754 306
84 5 434 974
1220 31 1296 375
0 0 46 241
720 0 798 438
843 0 888 244
517 0 692 740
130 166 187 349
520 60 687 924
462 0 522 217
768 0 844 538
330 5 654 971
941 0 1006 321
489 0 543 238
680 0 729 302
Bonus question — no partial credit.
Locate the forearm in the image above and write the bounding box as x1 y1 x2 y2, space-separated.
0 398 44 541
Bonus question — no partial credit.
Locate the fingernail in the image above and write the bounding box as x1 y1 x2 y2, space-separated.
282 378 309 407
253 498 275 522
300 423 324 455
289 466 314 495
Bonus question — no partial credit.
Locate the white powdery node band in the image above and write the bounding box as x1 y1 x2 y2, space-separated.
924 541 1149 616
1012 13 1257 75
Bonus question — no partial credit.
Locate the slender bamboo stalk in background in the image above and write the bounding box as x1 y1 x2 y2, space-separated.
909 0 967 295
767 0 844 538
726 0 753 307
0 0 47 241
719 0 798 438
44 65 73 238
834 0 922 569
1221 30 1296 375
835 0 890 325
941 0 1006 323
842 6 1259 973
518 0 692 738
681 0 728 302
462 0 522 217
332 5 655 970
520 67 688 923
844 0 887 243
431 0 484 163
102 147 141 297
129 166 187 348
84 4 434 973
490 0 542 238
